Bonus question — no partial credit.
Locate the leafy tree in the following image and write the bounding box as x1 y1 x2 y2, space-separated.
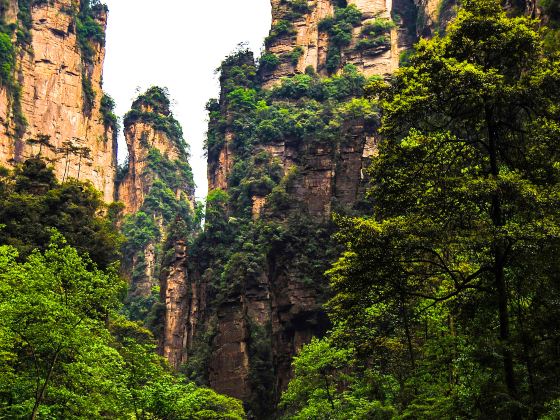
285 0 560 418
0 234 125 419
0 158 122 268
0 235 246 419
280 338 397 420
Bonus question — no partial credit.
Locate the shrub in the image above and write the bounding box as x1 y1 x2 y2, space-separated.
356 35 390 51
0 32 14 86
361 18 395 36
289 46 304 65
265 20 296 46
100 94 118 131
81 73 96 115
259 52 281 71
319 5 363 73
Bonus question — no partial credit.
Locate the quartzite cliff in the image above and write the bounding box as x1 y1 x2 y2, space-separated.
177 0 429 416
156 0 552 418
0 0 117 202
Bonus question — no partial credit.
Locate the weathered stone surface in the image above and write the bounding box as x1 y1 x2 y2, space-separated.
261 0 419 88
160 240 194 369
160 0 553 415
118 119 185 215
117 90 196 319
0 0 116 202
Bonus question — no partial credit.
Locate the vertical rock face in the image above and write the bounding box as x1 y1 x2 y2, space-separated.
118 91 194 215
161 240 193 369
159 0 555 417
185 2 409 416
207 52 256 192
116 87 197 362
0 0 117 202
261 0 420 88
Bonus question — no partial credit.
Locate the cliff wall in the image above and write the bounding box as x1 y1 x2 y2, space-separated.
260 0 420 88
0 0 117 202
116 87 198 370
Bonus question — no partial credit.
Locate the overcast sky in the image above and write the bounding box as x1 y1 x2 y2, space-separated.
103 0 272 199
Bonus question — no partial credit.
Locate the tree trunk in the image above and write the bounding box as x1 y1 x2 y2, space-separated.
495 249 518 400
31 350 60 420
486 104 519 416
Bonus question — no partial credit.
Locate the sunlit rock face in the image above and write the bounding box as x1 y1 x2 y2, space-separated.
261 0 420 88
0 0 116 202
116 87 197 372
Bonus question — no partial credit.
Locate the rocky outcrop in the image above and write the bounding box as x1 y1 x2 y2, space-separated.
184 2 397 416
118 117 192 215
160 240 198 369
0 0 116 202
261 0 419 88
117 87 197 350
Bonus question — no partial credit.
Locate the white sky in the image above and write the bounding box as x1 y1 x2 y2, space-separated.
103 0 272 199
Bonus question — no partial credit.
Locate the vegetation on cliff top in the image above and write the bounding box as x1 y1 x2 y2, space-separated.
281 0 560 418
191 43 380 416
124 86 187 149
119 87 198 329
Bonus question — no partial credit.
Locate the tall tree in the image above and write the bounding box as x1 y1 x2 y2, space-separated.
321 0 560 417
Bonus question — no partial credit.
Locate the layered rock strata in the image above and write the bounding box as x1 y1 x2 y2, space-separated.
0 0 116 202
261 0 420 88
151 0 557 417
116 88 197 365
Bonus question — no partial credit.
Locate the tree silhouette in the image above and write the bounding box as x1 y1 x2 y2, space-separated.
26 134 53 157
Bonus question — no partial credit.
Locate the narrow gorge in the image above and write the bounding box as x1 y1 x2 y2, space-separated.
0 0 559 418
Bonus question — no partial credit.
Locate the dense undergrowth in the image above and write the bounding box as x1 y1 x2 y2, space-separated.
0 159 244 418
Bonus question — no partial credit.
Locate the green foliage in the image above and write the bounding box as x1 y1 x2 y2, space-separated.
73 0 107 113
100 93 119 137
284 0 310 18
259 52 281 71
265 19 296 47
0 8 26 138
181 322 216 385
319 5 363 73
398 48 414 66
121 212 160 258
0 235 126 418
130 85 172 115
0 158 122 269
282 1 560 418
197 43 380 416
540 0 560 51
0 236 246 419
246 322 274 417
356 19 394 54
15 0 33 46
124 87 186 145
119 86 196 329
81 70 95 115
146 147 194 192
288 45 304 65
280 338 397 419
540 0 560 19
0 32 13 86
76 0 106 64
